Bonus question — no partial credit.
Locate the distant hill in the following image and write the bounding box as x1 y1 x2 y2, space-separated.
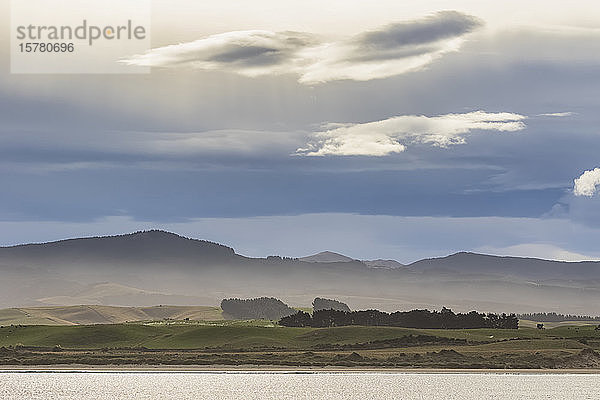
0 305 223 326
299 251 355 263
37 282 207 307
2 231 600 314
300 252 406 269
362 259 405 269
2 230 238 267
408 252 600 280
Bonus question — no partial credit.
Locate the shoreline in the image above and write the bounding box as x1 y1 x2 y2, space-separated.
2 365 600 374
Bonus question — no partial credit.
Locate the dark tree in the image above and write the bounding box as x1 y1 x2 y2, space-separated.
279 311 312 327
279 307 519 329
518 312 600 322
221 297 296 320
312 297 351 312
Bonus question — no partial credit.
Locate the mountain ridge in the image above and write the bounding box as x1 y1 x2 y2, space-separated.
4 230 599 266
2 230 600 314
299 251 356 263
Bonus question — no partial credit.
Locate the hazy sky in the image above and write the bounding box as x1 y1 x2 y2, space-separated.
1 1 600 262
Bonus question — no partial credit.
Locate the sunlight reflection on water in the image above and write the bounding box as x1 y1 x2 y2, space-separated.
0 371 598 399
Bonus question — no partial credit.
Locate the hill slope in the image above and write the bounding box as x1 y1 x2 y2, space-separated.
299 251 355 263
409 252 600 280
2 230 238 267
2 231 600 314
0 305 223 326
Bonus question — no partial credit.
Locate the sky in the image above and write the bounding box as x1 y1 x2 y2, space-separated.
1 0 600 262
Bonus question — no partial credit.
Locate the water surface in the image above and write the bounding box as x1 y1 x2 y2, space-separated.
1 371 598 399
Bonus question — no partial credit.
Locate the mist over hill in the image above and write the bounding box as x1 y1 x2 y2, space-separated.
299 251 355 263
2 230 600 314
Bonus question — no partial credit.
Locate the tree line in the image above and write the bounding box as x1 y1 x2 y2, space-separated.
313 297 350 312
279 307 519 329
221 297 296 320
518 312 600 322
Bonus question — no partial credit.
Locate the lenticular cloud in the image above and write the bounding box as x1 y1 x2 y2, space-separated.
297 111 526 156
122 11 483 84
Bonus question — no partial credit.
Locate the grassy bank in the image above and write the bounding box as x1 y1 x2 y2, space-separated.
1 321 600 368
2 321 599 349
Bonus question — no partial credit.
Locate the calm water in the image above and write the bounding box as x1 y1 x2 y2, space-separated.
0 371 599 399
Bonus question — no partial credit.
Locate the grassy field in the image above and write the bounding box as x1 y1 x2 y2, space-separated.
1 320 600 368
519 319 600 329
0 305 317 326
0 305 224 326
2 321 599 350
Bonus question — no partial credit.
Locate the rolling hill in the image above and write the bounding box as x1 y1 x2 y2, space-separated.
2 230 600 314
0 305 223 326
299 251 356 263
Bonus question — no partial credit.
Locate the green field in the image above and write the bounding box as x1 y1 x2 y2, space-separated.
1 320 600 368
519 319 600 329
2 321 599 350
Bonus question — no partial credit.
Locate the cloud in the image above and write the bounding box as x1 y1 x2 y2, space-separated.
122 11 483 84
0 129 305 164
121 30 316 77
536 112 574 117
297 111 526 156
300 10 483 83
574 167 600 196
356 11 481 50
135 130 304 157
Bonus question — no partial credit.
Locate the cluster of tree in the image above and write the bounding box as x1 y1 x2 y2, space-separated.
220 297 296 320
518 312 600 322
313 297 351 312
279 307 519 329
